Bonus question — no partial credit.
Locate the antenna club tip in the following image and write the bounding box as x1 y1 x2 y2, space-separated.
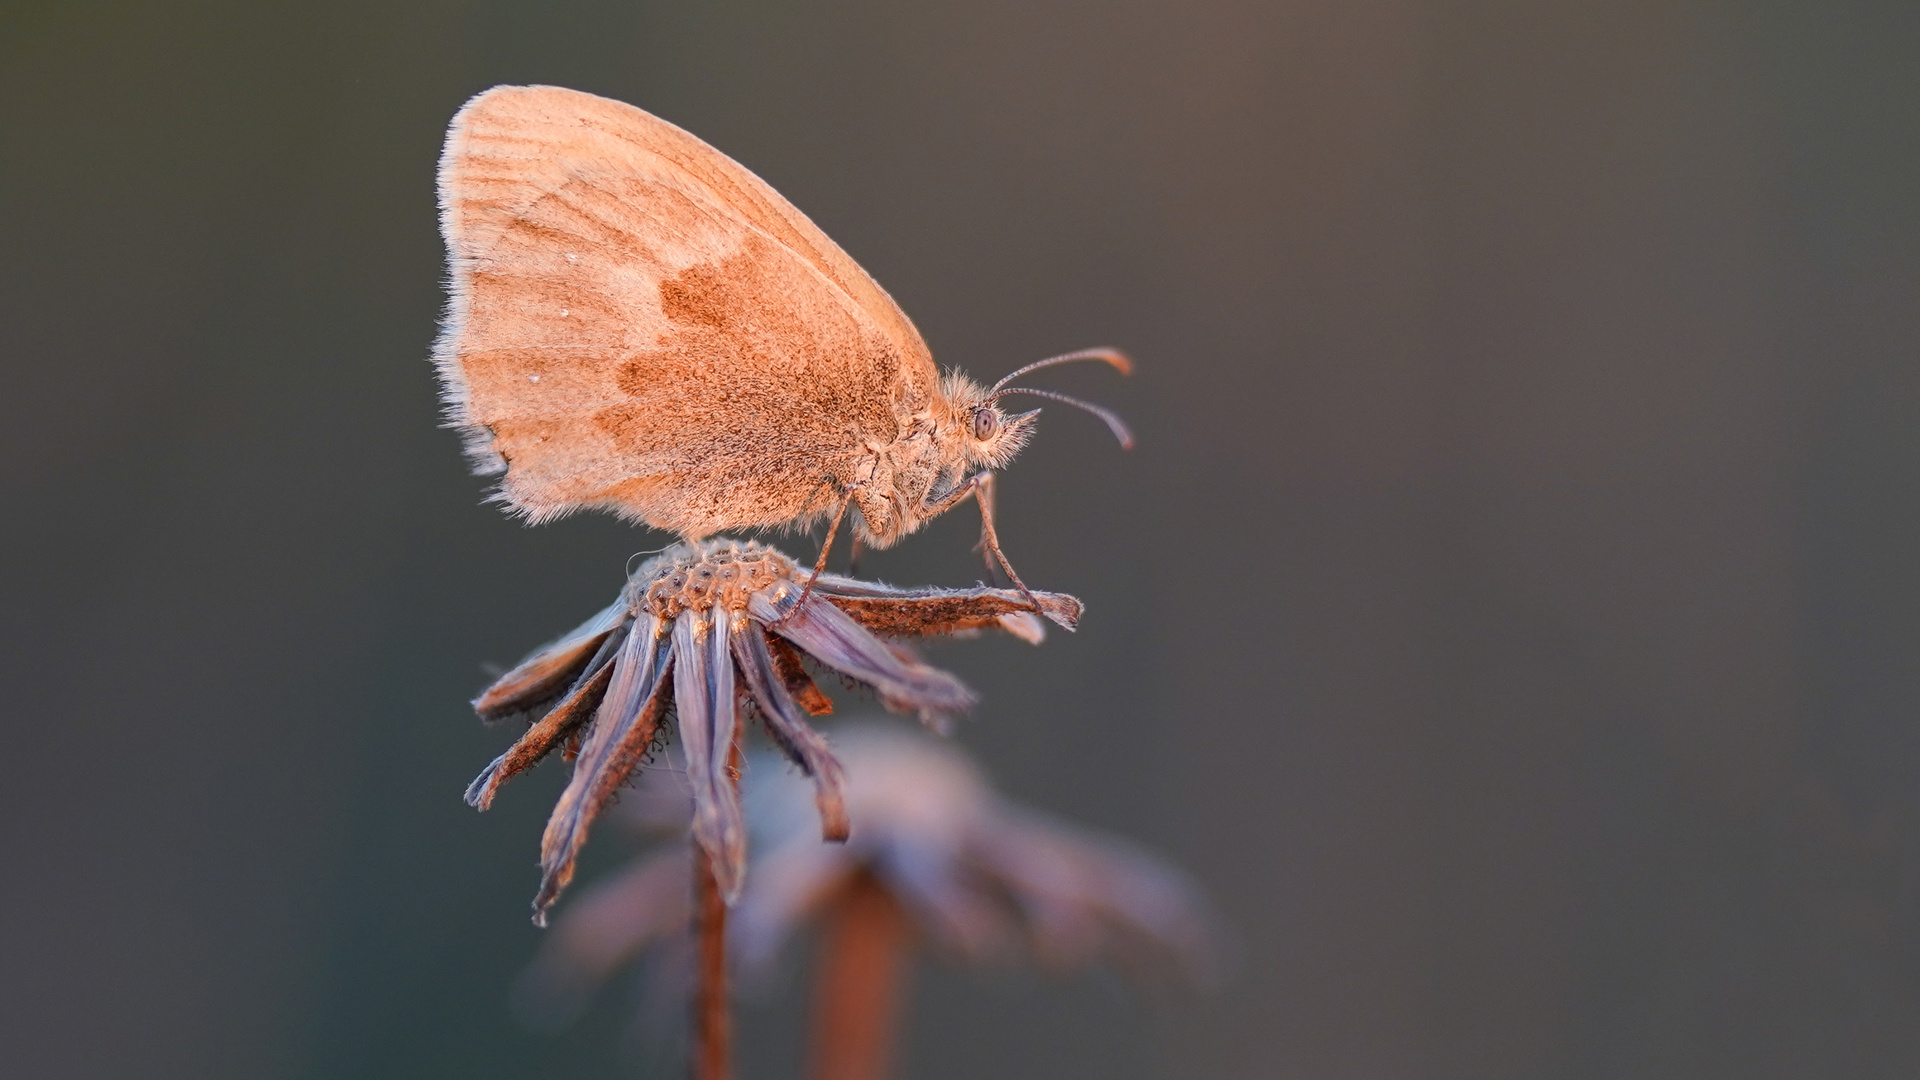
989 347 1136 395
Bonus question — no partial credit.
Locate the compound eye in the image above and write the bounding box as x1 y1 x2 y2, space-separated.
971 407 999 441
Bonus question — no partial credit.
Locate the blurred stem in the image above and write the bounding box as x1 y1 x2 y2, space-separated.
691 843 730 1080
691 730 744 1080
806 872 912 1080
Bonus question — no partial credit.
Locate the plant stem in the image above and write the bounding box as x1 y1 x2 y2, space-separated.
692 730 744 1080
805 872 912 1080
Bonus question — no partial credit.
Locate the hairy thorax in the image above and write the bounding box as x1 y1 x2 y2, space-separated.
852 410 968 548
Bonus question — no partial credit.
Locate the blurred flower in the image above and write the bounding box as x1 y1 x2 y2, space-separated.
516 723 1219 1038
467 539 1081 921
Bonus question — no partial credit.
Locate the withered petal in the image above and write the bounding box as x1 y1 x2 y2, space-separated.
880 840 1013 961
751 592 976 724
729 843 861 971
474 598 628 722
992 611 1049 645
812 575 1083 634
731 624 850 843
674 607 749 905
465 657 616 810
534 615 671 924
766 632 833 716
972 808 1221 986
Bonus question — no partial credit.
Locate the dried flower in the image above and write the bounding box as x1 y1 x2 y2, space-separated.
735 725 1217 981
517 723 1219 1032
466 540 1082 922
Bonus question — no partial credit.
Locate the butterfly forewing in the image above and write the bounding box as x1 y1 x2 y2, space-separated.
436 85 939 537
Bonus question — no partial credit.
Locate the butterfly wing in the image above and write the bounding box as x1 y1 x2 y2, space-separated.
435 84 940 537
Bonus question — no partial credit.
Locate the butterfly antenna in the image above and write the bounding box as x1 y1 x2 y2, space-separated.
989 387 1135 449
987 347 1132 396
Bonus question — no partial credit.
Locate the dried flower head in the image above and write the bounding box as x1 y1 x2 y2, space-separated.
467 540 1082 922
516 723 1219 1030
735 725 1217 980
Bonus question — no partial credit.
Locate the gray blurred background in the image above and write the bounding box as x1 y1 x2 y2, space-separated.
5 1 1920 1077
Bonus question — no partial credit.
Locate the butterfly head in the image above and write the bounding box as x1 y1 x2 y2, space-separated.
940 372 1042 470
940 347 1136 470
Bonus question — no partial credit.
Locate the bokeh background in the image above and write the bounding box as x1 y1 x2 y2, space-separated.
6 1 1920 1077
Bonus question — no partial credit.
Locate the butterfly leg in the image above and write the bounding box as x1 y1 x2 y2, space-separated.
969 472 1041 612
923 470 1040 613
971 470 1001 581
777 490 853 625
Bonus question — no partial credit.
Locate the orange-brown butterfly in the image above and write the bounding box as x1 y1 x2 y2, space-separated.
434 85 1129 602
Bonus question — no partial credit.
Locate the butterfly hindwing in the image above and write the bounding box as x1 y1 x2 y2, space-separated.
436 85 939 537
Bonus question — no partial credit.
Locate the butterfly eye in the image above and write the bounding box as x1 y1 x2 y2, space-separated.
971 407 999 441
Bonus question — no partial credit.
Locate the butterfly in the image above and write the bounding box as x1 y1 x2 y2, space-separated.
434 85 1129 603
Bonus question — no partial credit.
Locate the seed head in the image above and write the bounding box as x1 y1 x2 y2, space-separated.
465 540 1082 923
